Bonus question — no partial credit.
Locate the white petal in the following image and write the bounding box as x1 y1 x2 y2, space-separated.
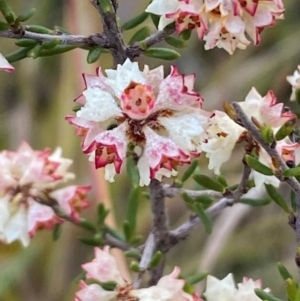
77 88 122 122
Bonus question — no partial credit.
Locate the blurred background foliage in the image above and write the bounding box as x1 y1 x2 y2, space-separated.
0 0 299 300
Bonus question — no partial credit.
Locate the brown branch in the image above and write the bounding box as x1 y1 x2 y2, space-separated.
163 185 223 199
128 26 176 59
91 0 127 65
0 29 110 48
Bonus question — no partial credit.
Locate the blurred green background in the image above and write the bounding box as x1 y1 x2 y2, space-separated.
0 0 300 300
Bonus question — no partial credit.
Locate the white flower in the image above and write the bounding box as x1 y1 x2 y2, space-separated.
200 111 244 174
204 274 268 301
67 59 208 185
76 247 195 301
287 65 300 101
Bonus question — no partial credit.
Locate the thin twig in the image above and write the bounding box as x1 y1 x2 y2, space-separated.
128 26 176 58
232 102 300 196
169 196 233 245
168 163 252 248
133 233 155 288
0 29 110 48
163 185 223 199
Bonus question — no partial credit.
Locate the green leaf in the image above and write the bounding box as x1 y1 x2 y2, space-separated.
54 25 70 34
0 21 9 30
124 249 141 259
87 47 102 64
79 218 96 232
165 36 186 48
52 224 62 241
25 25 54 34
99 0 113 13
144 47 180 61
126 155 140 188
5 47 31 63
122 11 149 30
182 192 193 204
181 160 198 183
275 121 295 141
79 237 102 246
183 282 195 294
245 154 274 176
129 235 143 245
16 7 36 22
130 261 141 273
42 38 61 49
15 38 38 47
216 175 228 187
255 289 284 301
129 26 151 44
126 187 140 236
187 272 208 284
193 174 225 193
0 0 15 24
277 262 293 281
261 125 274 143
100 281 117 291
150 13 160 29
123 220 132 242
296 89 300 107
149 251 163 268
283 167 300 177
97 203 109 226
194 196 214 210
27 44 43 58
239 198 271 207
193 203 212 234
105 226 125 242
39 45 76 56
179 29 192 40
265 184 290 213
286 278 298 301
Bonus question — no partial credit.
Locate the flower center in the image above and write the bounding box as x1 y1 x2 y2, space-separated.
121 82 155 120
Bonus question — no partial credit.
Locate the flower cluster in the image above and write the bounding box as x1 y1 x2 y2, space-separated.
0 142 90 246
67 59 208 186
0 53 14 72
75 246 198 301
204 273 268 301
146 0 284 54
287 65 300 101
201 87 298 187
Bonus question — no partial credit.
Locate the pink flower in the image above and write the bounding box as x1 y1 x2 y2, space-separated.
0 53 14 72
0 142 90 246
76 246 195 301
67 59 208 186
146 0 284 54
239 87 295 130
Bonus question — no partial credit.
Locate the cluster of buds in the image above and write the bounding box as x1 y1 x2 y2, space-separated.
146 0 284 54
75 246 199 301
0 142 90 246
